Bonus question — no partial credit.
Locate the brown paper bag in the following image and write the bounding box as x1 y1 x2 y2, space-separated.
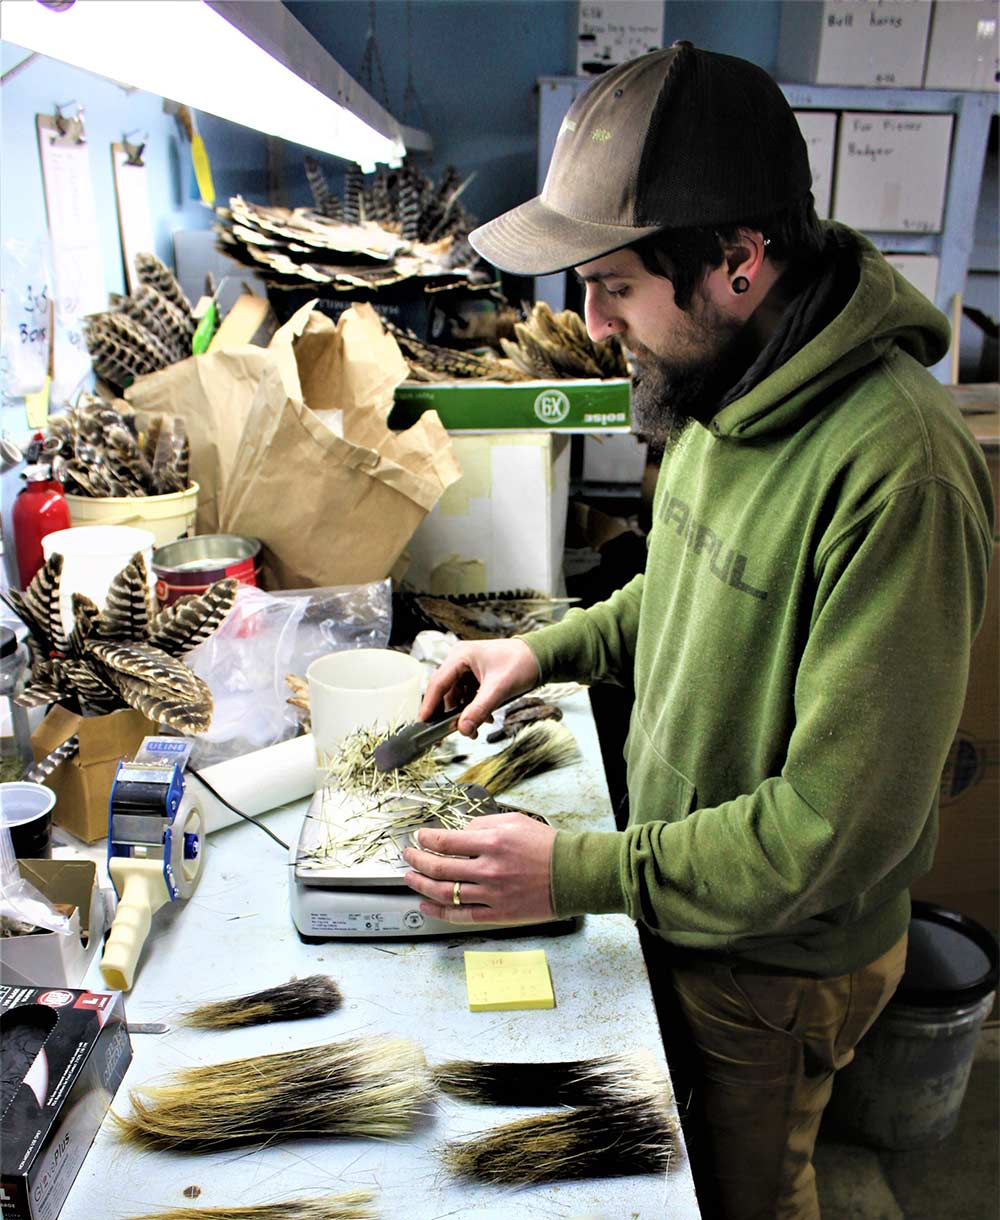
220 303 462 589
125 347 274 534
31 706 159 843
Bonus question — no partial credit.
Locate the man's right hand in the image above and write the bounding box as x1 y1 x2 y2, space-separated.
419 639 541 737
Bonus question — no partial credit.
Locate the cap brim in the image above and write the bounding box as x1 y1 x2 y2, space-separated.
468 195 664 276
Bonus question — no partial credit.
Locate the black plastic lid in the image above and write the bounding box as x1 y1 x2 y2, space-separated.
895 900 999 1007
0 625 16 658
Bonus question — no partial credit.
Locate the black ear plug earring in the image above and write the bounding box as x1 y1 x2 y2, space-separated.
732 276 750 295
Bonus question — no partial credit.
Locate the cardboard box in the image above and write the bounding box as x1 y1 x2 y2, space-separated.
924 0 1000 91
911 395 998 932
208 292 279 351
403 433 571 595
31 707 158 843
777 0 933 88
0 985 131 1220
0 861 105 989
391 379 631 434
795 110 839 219
832 111 953 232
884 252 941 302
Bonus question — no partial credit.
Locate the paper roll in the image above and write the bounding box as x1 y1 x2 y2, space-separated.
192 733 317 834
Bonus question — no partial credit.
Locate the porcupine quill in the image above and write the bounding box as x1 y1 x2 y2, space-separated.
113 1035 432 1150
441 1095 678 1184
433 1052 658 1108
456 719 579 795
179 975 343 1030
121 1192 378 1220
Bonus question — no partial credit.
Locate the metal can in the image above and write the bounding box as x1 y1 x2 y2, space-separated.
152 534 261 607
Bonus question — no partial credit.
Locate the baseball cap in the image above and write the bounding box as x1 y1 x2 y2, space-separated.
469 42 812 276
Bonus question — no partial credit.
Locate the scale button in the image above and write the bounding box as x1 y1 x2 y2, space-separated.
404 911 424 928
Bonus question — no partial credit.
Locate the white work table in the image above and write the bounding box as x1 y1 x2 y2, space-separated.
62 692 701 1219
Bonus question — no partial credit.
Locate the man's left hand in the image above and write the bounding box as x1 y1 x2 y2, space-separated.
402 812 557 924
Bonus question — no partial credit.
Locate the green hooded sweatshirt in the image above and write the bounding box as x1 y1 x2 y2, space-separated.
524 225 994 976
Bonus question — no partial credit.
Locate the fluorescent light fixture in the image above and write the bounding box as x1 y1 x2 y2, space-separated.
3 0 415 170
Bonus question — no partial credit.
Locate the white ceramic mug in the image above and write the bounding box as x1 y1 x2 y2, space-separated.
306 648 424 784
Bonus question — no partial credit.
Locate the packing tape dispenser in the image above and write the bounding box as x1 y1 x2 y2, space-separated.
100 737 203 991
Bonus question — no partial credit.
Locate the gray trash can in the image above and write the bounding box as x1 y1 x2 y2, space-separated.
828 901 998 1150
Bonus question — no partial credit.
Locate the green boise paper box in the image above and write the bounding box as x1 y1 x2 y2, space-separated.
0 986 131 1220
390 378 632 433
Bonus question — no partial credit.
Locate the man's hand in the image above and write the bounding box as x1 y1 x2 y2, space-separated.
402 811 556 924
420 639 540 736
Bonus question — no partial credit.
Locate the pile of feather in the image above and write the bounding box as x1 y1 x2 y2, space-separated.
215 157 483 293
45 395 189 498
83 253 195 391
3 552 236 736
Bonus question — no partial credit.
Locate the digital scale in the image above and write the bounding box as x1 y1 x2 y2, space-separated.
289 783 571 941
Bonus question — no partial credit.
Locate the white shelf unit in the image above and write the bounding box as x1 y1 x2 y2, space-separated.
535 77 999 384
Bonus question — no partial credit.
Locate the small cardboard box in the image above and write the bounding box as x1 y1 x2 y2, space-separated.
923 0 1000 91
31 706 158 843
390 379 631 434
832 111 953 232
884 253 941 303
794 110 838 218
911 395 999 932
0 985 131 1220
777 0 933 88
0 861 105 989
403 433 571 595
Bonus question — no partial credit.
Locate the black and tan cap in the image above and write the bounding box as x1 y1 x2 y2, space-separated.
469 42 812 276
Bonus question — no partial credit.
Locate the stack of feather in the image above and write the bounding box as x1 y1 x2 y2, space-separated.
501 302 630 380
83 254 195 391
3 551 236 736
391 589 578 643
214 157 482 292
45 396 189 498
381 321 525 383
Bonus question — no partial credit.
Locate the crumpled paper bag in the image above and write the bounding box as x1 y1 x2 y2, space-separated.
220 302 462 589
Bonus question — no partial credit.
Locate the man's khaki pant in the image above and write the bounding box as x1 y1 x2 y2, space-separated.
671 935 907 1220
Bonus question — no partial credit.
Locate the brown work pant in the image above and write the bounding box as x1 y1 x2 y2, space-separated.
671 935 907 1220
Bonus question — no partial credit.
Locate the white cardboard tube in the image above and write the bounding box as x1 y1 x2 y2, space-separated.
191 734 318 835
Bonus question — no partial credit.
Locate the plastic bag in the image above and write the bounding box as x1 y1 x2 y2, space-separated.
0 820 69 936
184 580 392 767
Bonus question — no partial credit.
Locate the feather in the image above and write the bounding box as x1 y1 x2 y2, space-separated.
134 252 192 315
93 553 152 641
23 736 80 783
111 674 213 734
147 579 238 656
87 640 206 700
67 593 102 658
23 554 68 656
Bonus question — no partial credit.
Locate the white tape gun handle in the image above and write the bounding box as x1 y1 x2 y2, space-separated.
101 859 171 991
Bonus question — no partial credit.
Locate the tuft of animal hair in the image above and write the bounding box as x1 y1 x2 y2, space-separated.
456 719 579 795
179 975 342 1029
433 1052 662 1108
122 1191 377 1220
113 1035 431 1150
441 1094 678 1184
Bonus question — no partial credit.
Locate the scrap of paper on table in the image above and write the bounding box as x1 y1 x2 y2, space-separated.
464 949 555 1011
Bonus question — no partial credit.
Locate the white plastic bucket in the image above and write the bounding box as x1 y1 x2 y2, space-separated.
65 481 199 548
42 525 156 636
306 648 424 784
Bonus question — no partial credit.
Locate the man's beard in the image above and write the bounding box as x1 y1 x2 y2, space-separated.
628 312 749 451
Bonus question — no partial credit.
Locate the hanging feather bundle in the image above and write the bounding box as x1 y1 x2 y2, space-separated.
179 975 343 1029
85 253 196 390
5 551 235 735
113 1035 432 1150
440 1095 678 1184
455 720 579 795
433 1052 667 1108
501 301 630 381
123 1193 377 1220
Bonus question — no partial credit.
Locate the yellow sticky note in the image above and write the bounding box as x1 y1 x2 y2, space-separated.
24 376 51 428
464 949 555 1012
191 135 216 206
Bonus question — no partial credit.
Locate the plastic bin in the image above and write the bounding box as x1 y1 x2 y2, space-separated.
64 482 199 548
828 901 998 1149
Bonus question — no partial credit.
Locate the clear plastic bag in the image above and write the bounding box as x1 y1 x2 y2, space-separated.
184 580 392 767
0 821 69 936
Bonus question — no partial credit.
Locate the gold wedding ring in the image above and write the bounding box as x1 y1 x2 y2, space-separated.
452 880 462 906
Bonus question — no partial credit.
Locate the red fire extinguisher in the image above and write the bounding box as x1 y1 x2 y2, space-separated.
13 435 71 589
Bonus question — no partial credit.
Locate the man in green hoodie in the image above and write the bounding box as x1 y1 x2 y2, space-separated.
402 43 994 1220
